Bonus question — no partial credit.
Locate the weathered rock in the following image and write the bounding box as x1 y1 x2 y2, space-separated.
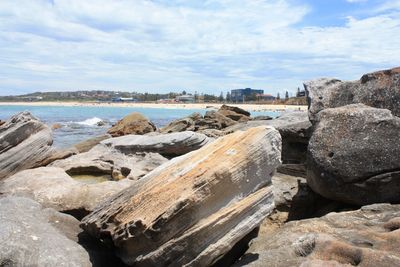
307 104 400 205
235 203 400 267
0 111 53 180
0 120 4 126
81 126 282 266
102 131 211 157
51 123 62 130
0 196 91 266
225 112 312 171
108 112 156 137
202 110 238 129
219 104 251 117
159 112 201 133
38 147 79 166
73 134 111 153
304 67 400 123
51 144 168 181
253 115 273 121
0 167 138 217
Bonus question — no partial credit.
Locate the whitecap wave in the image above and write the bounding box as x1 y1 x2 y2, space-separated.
76 117 104 126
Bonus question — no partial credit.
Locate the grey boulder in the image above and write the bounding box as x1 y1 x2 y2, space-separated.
0 111 53 180
307 104 400 205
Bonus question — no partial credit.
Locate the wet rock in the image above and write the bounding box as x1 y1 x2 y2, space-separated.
234 203 400 267
304 67 400 123
81 126 282 266
0 111 53 180
108 112 156 137
102 131 211 157
0 167 138 217
0 196 91 266
73 134 111 153
307 104 400 205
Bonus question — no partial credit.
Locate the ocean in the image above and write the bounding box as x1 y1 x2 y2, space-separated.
0 105 279 148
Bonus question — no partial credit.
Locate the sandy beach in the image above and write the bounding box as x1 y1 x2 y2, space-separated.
0 101 307 112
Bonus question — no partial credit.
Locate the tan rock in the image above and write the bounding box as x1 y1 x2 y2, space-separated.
108 112 156 137
81 126 282 266
73 134 111 153
51 123 62 130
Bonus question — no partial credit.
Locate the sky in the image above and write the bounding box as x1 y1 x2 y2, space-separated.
0 0 399 96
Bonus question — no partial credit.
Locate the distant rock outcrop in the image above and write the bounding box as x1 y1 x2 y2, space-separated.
307 104 400 205
0 111 53 180
108 112 156 137
81 127 281 266
304 67 400 123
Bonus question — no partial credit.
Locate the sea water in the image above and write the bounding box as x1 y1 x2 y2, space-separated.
0 105 279 148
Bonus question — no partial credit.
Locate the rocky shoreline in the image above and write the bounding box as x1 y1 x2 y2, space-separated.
0 67 399 266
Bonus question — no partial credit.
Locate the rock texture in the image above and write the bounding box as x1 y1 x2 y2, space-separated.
73 134 111 153
307 104 400 205
235 203 400 267
102 131 211 157
0 196 91 266
51 144 168 181
0 111 53 180
81 126 282 266
304 67 400 123
0 167 137 217
108 112 156 137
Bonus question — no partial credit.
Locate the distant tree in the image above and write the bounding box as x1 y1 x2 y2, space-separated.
285 91 289 100
226 92 231 102
297 87 301 97
204 94 217 102
182 90 187 95
277 93 281 100
218 92 224 102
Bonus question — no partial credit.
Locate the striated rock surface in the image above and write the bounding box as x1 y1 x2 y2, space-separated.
50 144 168 181
38 147 79 166
102 131 211 157
307 104 400 205
304 67 400 123
73 134 111 153
81 126 282 266
108 112 156 137
0 196 91 266
0 167 137 217
235 203 400 267
0 111 53 180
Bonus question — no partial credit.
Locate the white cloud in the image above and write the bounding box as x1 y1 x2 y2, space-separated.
0 0 399 95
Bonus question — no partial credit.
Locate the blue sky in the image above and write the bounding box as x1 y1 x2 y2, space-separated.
0 0 399 96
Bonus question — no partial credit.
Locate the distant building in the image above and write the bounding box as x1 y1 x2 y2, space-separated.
176 95 194 103
257 94 275 101
111 97 137 102
231 88 264 102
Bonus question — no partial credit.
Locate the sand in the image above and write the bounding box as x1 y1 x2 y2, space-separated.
0 101 307 112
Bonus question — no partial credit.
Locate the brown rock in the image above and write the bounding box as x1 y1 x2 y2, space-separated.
81 126 282 266
108 112 156 137
51 123 62 130
219 104 251 117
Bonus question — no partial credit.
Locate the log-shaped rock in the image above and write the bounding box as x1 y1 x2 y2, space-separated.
0 111 53 180
81 126 281 266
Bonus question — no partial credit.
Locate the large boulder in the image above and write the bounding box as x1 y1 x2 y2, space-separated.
235 203 400 267
307 104 400 205
0 167 138 218
50 143 168 181
108 112 156 137
102 131 211 157
304 67 400 123
218 104 251 122
0 196 91 266
0 111 53 180
81 126 282 266
159 112 202 133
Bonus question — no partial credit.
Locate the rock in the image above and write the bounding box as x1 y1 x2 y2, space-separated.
73 134 111 153
234 203 400 267
218 109 250 122
51 123 62 130
307 104 400 205
102 131 211 157
225 112 312 171
253 115 273 121
304 67 400 123
0 111 53 180
202 110 238 129
81 126 282 266
96 120 106 126
50 144 168 181
37 147 79 166
219 104 251 117
0 167 138 218
0 196 91 266
0 120 4 126
108 112 156 137
159 112 200 133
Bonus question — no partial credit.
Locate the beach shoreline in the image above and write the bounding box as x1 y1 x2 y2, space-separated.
0 101 307 112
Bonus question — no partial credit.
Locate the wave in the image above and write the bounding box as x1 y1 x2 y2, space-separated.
76 117 104 126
